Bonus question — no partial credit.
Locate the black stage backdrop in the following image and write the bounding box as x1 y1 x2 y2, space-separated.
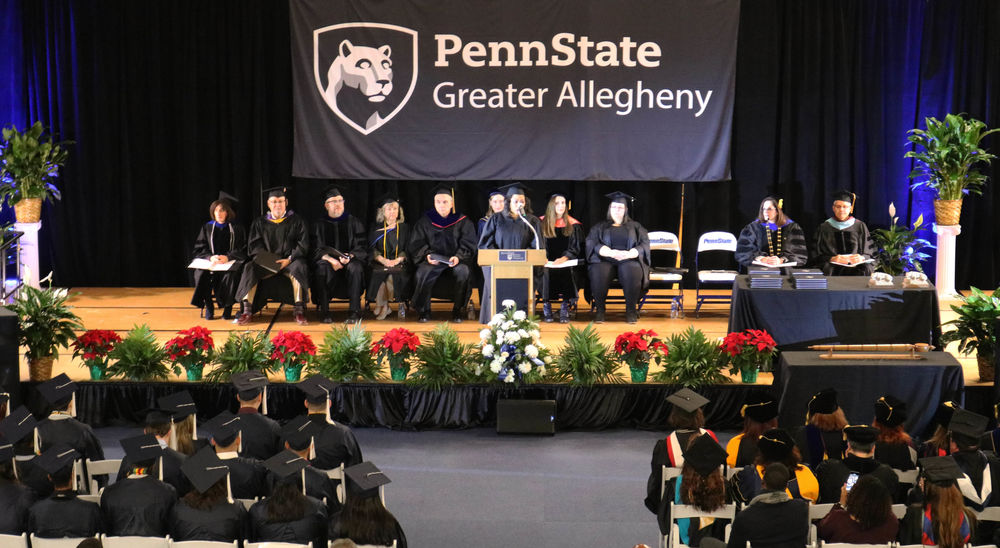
7 0 1000 288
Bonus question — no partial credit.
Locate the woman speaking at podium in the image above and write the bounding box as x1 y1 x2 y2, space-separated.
585 191 650 324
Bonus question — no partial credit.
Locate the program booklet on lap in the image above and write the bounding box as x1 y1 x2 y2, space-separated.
429 253 454 266
187 259 235 272
253 251 283 274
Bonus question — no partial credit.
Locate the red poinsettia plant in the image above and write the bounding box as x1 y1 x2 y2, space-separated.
720 329 777 374
613 329 669 370
73 329 122 376
165 326 215 377
371 328 421 380
270 330 317 372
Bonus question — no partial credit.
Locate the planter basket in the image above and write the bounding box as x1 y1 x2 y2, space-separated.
978 354 995 383
29 355 55 381
14 198 42 223
934 199 963 226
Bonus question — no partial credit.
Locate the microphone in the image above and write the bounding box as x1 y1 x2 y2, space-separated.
516 205 540 250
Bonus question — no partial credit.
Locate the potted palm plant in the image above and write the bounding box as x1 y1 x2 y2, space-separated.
7 284 83 380
906 113 998 226
0 122 72 223
941 287 1000 382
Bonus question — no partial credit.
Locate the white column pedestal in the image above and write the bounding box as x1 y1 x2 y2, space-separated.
14 221 41 289
933 223 961 300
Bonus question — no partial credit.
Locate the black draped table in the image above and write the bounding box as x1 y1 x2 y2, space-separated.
775 351 964 436
728 275 942 350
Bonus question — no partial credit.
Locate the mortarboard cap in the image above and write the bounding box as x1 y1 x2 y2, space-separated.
497 182 529 199
345 461 391 499
666 388 709 414
919 456 964 484
232 370 268 400
264 449 310 481
37 374 76 408
263 186 287 199
948 408 988 440
120 433 164 464
843 424 879 445
874 395 907 427
0 435 12 462
182 446 230 493
487 188 504 198
205 411 241 447
932 400 959 430
605 191 633 205
281 415 317 452
144 409 172 429
807 388 838 418
831 190 855 205
432 184 454 197
35 444 79 475
758 428 796 462
682 435 728 476
218 191 239 205
741 393 779 423
298 375 338 404
158 391 198 419
323 186 343 202
0 406 37 444
376 193 400 207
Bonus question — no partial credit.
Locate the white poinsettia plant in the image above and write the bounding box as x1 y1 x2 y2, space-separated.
476 300 553 384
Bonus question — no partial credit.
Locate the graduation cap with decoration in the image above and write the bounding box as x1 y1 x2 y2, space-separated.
282 415 318 454
264 449 311 495
205 411 242 450
376 192 401 208
948 408 988 445
345 461 391 501
874 395 907 428
758 428 796 462
0 406 37 446
741 392 779 423
298 375 338 418
806 388 838 423
232 370 270 415
35 444 80 488
158 391 199 448
919 456 965 486
263 186 287 199
605 191 634 207
682 435 728 477
37 373 77 414
121 433 165 479
843 424 879 446
496 182 530 199
666 388 709 414
182 445 232 501
432 184 457 213
831 189 856 208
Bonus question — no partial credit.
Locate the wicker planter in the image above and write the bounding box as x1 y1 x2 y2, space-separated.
934 199 963 226
978 354 995 383
28 355 55 381
13 198 42 223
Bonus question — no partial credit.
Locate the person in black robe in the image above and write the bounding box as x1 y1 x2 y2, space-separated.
539 192 584 323
585 192 650 324
204 412 269 500
0 447 35 534
872 395 917 473
644 389 718 513
812 190 876 276
274 416 340 513
27 446 102 538
725 392 779 469
735 196 808 271
947 409 1000 513
408 185 478 323
236 186 311 326
297 376 364 471
654 436 730 543
1 406 51 498
190 191 248 320
329 462 406 548
101 434 178 536
814 425 900 504
477 183 545 323
232 371 282 461
311 186 368 323
115 410 190 497
170 446 248 542
250 451 328 547
793 388 848 469
477 190 506 238
34 375 105 492
367 194 412 321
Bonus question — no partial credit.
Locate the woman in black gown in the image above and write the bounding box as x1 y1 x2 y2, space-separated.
585 192 650 324
190 192 247 320
734 196 807 271
367 194 411 320
539 192 583 323
249 451 327 547
170 446 247 542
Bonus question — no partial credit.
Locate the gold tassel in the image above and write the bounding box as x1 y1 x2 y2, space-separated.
777 198 783 210
309 436 316 460
192 414 198 441
168 419 178 451
262 388 268 416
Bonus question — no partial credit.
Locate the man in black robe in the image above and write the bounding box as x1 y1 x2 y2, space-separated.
170 446 248 542
812 190 876 276
34 374 104 491
116 410 190 496
205 412 269 500
311 187 368 323
236 186 311 326
275 416 339 512
27 446 102 538
947 409 1000 513
297 376 363 471
101 434 178 536
408 185 478 323
232 371 281 460
814 425 899 503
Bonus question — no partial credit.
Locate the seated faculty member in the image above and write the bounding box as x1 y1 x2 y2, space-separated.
367 193 412 321
812 190 875 276
734 196 808 271
190 190 247 320
311 186 367 323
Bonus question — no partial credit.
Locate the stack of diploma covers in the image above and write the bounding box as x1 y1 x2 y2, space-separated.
791 268 827 289
748 266 783 289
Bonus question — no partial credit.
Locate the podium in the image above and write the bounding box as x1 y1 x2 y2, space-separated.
478 249 548 318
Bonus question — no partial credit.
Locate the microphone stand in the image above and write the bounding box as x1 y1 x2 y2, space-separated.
517 206 541 250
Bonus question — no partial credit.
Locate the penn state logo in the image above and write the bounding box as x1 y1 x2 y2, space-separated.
313 22 418 135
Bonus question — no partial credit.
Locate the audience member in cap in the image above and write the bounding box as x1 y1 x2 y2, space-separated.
231 371 282 460
899 457 971 548
206 412 268 500
585 191 650 324
812 189 875 276
312 186 368 324
919 400 959 458
946 408 1000 512
330 462 406 548
872 395 917 471
101 434 178 536
115 409 189 496
298 376 363 470
35 374 105 466
730 428 819 504
477 189 506 238
235 186 311 326
26 445 102 538
249 450 328 547
0 436 35 534
793 387 847 468
734 195 808 271
367 193 412 321
817 474 899 544
1 406 51 498
726 392 779 468
539 191 584 323
275 416 338 512
644 389 718 513
815 425 898 504
652 434 729 543
407 185 478 323
169 446 248 542
190 191 247 320
722 462 809 548
158 391 202 456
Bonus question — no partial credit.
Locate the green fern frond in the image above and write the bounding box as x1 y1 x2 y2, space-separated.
106 324 170 381
652 326 730 387
312 323 380 382
204 331 275 382
409 324 476 390
552 323 622 386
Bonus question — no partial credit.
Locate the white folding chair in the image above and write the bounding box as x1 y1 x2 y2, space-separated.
667 502 738 548
85 458 123 493
322 463 345 503
78 493 101 504
29 535 93 548
237 498 258 511
0 533 27 548
644 231 687 314
100 535 171 548
245 542 313 548
893 468 919 485
808 503 835 521
693 231 738 317
661 465 683 499
170 541 238 548
976 506 1000 522
891 503 907 519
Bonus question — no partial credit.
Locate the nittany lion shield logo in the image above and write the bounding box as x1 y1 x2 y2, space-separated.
313 22 418 135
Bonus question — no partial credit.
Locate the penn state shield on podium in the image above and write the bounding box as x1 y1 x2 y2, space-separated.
478 249 548 320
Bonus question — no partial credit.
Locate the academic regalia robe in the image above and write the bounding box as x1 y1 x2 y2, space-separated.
735 219 808 272
28 491 102 538
0 481 35 534
585 220 650 311
730 463 820 503
311 213 368 314
328 512 407 548
236 212 311 309
248 496 328 547
170 499 248 542
477 212 545 322
643 429 718 513
235 409 282 461
812 218 875 276
794 425 846 469
408 212 478 315
874 441 917 471
100 475 177 536
725 433 761 469
15 457 52 499
951 449 1000 512
367 223 412 303
36 415 105 461
814 454 899 504
306 414 364 471
191 221 248 309
218 453 269 500
116 447 190 497
540 219 584 302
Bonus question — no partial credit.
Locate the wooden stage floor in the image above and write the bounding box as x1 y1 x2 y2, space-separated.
25 287 979 386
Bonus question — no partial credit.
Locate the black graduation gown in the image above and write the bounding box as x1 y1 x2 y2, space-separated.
794 425 845 469
585 220 651 307
265 466 340 513
643 430 704 513
329 510 407 548
814 454 900 504
219 454 269 500
36 416 105 461
14 457 53 499
874 441 917 471
477 212 545 322
952 449 1000 511
0 481 35 534
237 213 311 307
812 219 875 276
236 409 282 461
28 491 102 538
540 220 584 302
191 221 248 308
367 222 413 301
170 498 248 542
100 475 177 536
306 414 364 471
116 447 190 497
311 213 368 311
248 496 328 547
735 219 809 271
407 212 478 313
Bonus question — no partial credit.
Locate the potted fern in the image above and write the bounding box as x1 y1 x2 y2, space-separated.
0 121 72 223
941 287 1000 382
7 284 83 380
106 324 170 381
552 324 622 386
205 331 275 382
313 323 380 382
409 324 476 390
652 327 730 388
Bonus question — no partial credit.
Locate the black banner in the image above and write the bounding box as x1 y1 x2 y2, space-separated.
290 0 739 181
